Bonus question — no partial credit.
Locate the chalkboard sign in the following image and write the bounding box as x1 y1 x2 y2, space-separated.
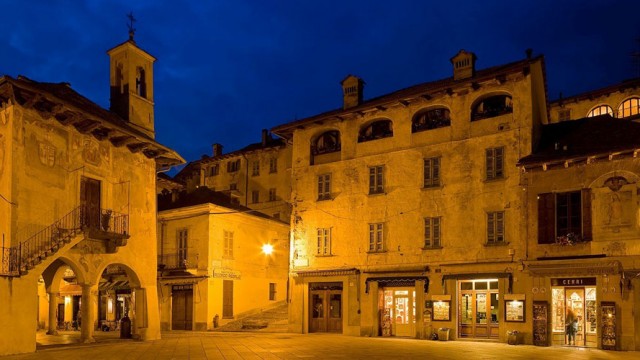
532 301 548 346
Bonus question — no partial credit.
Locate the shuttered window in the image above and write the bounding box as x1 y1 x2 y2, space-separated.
424 158 441 188
486 147 504 180
537 189 592 244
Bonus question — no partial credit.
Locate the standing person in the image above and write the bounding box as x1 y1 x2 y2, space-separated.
76 310 82 331
566 309 577 345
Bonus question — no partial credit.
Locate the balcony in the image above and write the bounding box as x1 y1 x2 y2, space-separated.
158 252 199 271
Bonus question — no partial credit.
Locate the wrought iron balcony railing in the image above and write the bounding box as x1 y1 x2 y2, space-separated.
158 252 199 271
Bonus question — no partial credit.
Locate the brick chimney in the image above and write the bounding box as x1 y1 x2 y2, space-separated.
261 129 269 146
450 50 477 81
212 143 223 157
341 75 365 109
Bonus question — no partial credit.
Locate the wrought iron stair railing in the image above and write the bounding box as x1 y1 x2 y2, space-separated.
1 205 129 277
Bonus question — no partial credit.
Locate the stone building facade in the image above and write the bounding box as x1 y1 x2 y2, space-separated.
174 130 292 222
156 188 289 331
0 35 182 355
272 50 548 341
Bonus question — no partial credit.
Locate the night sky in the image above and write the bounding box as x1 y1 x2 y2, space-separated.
1 1 639 173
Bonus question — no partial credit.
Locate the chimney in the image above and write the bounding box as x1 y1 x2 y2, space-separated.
212 143 223 157
341 75 365 109
261 129 269 146
450 50 477 81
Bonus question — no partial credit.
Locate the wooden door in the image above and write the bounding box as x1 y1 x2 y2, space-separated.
309 289 343 333
223 280 233 318
80 177 101 229
171 286 193 330
327 291 342 333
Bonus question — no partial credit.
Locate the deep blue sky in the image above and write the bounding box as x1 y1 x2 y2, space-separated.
1 1 639 171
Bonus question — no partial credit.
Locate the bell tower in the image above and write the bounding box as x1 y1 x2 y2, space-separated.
107 15 156 138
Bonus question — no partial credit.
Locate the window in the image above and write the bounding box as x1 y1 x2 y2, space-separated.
312 130 341 155
317 228 332 256
269 283 277 301
269 158 277 173
358 119 393 142
251 190 259 204
252 161 260 176
487 211 505 244
423 158 441 188
209 164 219 176
368 223 384 252
177 228 188 268
223 230 234 258
538 190 592 244
268 188 277 202
587 105 613 118
369 165 384 194
318 174 331 200
227 159 240 173
617 97 640 118
558 109 571 121
424 217 441 248
485 147 504 180
472 95 513 121
412 108 451 132
136 67 146 98
230 183 237 191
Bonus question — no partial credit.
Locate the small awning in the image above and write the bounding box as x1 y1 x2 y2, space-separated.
159 275 208 286
526 259 622 276
293 268 359 277
365 276 429 293
98 280 130 292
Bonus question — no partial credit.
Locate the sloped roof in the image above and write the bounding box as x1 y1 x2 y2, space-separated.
518 115 640 166
158 187 286 223
271 55 545 137
0 75 184 169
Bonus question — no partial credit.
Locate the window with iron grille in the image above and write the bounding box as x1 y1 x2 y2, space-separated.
487 211 505 244
252 161 260 176
368 223 384 252
423 157 441 188
223 230 234 258
269 283 277 301
317 228 332 256
251 190 259 204
268 188 277 202
318 174 331 200
369 166 384 194
424 217 441 248
269 158 278 173
177 228 188 267
485 147 504 180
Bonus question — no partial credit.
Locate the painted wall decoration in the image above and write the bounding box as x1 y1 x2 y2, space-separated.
83 138 101 166
38 141 56 167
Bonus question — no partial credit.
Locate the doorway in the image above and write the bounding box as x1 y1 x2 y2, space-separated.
381 288 416 337
551 285 597 347
309 282 342 333
171 284 193 330
80 177 101 229
458 279 499 339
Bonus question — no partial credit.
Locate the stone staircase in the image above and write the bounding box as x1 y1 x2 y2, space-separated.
212 302 289 333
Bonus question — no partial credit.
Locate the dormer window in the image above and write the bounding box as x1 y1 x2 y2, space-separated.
312 130 341 155
472 95 513 121
617 97 640 119
587 105 613 118
358 120 393 143
412 107 451 133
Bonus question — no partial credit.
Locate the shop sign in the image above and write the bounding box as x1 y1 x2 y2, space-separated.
551 277 596 286
213 269 241 279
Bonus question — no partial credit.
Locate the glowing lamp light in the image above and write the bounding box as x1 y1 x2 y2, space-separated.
262 244 274 255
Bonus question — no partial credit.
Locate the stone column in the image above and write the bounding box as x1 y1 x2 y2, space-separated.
80 284 95 343
46 292 58 335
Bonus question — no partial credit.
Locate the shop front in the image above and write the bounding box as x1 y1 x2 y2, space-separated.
458 279 500 339
550 277 598 347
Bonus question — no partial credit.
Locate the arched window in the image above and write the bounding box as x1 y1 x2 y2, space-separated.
358 119 393 143
586 105 613 118
617 97 640 119
312 130 341 155
412 107 451 133
472 95 513 121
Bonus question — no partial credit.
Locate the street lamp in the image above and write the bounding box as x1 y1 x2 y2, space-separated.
262 243 274 255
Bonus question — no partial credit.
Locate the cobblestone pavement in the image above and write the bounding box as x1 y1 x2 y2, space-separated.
3 331 640 360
